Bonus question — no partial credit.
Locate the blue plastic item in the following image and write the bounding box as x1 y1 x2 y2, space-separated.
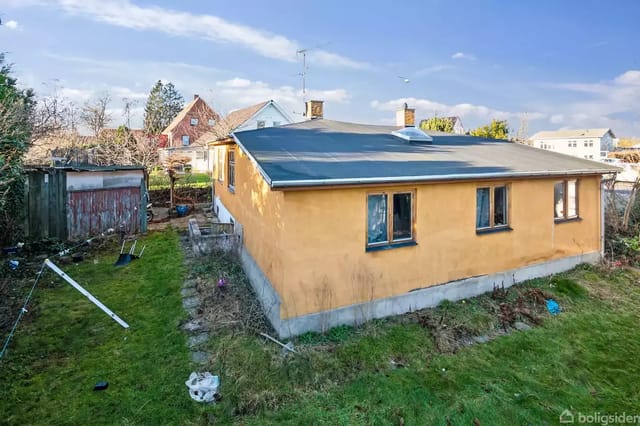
176 205 189 217
546 299 561 315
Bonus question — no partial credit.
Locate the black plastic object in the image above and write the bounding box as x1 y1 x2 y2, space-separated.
94 381 109 391
114 254 138 267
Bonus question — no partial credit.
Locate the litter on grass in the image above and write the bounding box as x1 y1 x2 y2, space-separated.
185 372 220 403
546 299 561 315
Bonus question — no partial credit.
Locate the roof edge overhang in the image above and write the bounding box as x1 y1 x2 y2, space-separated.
270 169 619 190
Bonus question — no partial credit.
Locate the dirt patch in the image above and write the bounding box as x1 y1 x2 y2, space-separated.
416 284 553 353
179 235 271 337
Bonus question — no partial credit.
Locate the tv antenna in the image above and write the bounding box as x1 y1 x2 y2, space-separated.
296 48 309 103
296 42 330 103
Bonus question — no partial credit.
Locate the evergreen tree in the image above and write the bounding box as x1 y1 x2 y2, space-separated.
0 54 35 244
143 80 184 134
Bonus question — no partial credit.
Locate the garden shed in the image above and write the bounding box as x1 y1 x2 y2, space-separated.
24 165 147 240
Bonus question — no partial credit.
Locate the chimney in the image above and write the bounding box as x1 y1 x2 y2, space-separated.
305 100 324 120
396 103 415 127
193 94 199 100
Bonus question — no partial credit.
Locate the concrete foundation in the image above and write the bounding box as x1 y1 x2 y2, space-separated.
240 248 601 339
188 218 239 255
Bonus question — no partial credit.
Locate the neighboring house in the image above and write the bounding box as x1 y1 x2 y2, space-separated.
159 95 220 172
24 165 147 240
197 99 293 149
210 101 618 338
445 116 465 134
530 128 618 161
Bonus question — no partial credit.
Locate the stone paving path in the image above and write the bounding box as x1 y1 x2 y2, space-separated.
178 234 211 365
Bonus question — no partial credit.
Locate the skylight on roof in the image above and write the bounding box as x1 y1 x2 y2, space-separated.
391 127 433 143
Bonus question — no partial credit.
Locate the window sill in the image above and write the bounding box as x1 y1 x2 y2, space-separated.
476 226 513 235
366 241 417 252
554 216 581 224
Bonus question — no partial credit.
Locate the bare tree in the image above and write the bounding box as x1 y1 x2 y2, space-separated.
81 93 112 137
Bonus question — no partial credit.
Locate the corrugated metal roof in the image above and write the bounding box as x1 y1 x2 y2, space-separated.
232 119 620 189
530 128 614 140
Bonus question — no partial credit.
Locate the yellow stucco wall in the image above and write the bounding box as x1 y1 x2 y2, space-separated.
213 145 286 295
213 144 602 319
279 176 601 318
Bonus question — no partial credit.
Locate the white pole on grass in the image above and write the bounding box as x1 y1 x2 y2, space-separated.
44 259 130 329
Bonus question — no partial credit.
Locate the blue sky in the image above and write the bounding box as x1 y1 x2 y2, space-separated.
1 0 639 136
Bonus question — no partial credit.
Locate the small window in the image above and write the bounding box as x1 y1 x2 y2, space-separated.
273 121 281 127
208 119 216 126
367 191 415 248
182 135 190 146
195 150 207 160
554 180 578 221
217 147 225 182
584 141 588 147
476 185 509 231
257 120 266 129
227 150 235 191
190 118 198 126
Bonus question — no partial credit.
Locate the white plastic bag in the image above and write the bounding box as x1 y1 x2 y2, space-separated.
185 371 220 403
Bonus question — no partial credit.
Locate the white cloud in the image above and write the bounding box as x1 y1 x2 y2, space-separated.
543 69 640 135
370 97 544 127
550 114 564 124
3 20 20 30
451 52 476 60
214 78 350 116
37 0 368 69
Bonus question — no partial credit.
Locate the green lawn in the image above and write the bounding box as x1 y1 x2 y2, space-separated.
2 232 639 425
148 172 211 190
0 230 213 425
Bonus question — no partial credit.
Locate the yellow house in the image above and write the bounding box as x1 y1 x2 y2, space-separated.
210 102 618 338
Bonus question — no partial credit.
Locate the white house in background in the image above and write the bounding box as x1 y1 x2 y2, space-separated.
196 99 293 146
444 116 465 135
529 128 618 161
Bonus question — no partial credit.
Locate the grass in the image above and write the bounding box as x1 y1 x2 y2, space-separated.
148 172 211 190
0 230 213 425
2 234 640 425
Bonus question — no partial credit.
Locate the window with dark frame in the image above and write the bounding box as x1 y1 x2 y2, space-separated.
476 185 509 231
367 191 414 248
190 118 198 126
227 150 235 191
182 135 190 146
554 179 578 220
257 120 266 129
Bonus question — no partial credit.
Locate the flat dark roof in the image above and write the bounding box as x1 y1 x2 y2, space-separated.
232 119 619 189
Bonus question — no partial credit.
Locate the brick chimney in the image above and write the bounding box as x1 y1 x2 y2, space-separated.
305 100 324 120
396 103 415 127
193 94 199 100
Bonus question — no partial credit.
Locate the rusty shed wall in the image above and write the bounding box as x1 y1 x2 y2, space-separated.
67 187 142 239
